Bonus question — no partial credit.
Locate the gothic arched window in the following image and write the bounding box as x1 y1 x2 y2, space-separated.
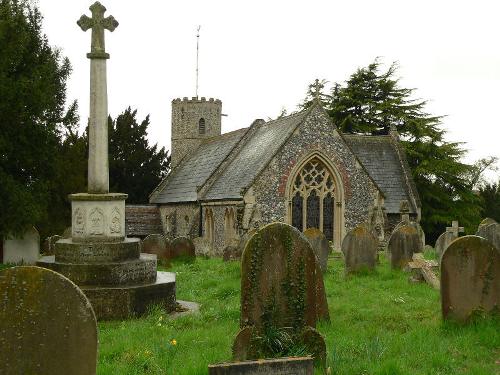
204 208 215 245
224 207 237 246
199 118 206 134
291 158 335 241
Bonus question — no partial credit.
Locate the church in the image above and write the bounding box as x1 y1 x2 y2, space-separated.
147 95 421 254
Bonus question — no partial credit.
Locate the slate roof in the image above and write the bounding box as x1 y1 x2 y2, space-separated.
150 128 247 203
343 134 417 214
203 111 308 200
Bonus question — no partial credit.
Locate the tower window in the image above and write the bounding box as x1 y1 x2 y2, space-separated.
199 118 206 134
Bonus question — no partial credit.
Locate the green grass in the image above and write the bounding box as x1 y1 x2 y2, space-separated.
97 255 499 375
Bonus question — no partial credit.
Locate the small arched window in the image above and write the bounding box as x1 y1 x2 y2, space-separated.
199 118 206 134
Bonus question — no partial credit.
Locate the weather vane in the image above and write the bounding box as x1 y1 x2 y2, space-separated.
196 25 201 98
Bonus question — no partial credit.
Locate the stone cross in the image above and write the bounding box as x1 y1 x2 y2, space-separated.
77 2 118 193
406 253 440 290
399 200 410 223
77 2 118 58
446 220 464 238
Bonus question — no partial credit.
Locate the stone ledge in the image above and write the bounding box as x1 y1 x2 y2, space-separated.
37 253 157 286
208 356 314 375
55 238 141 264
82 271 177 320
69 192 128 201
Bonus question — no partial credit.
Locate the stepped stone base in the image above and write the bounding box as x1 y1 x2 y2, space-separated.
37 253 157 286
82 271 176 320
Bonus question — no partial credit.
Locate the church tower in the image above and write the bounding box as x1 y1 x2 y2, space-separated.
170 96 222 168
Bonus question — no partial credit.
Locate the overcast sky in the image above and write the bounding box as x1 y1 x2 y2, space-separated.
37 0 499 180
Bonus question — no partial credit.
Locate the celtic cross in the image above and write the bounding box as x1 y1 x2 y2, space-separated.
77 1 118 58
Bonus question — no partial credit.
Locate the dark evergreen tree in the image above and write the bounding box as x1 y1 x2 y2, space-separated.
108 108 170 203
302 60 483 241
478 180 500 222
0 0 77 239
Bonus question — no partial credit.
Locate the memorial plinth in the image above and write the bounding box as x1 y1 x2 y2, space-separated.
37 2 176 320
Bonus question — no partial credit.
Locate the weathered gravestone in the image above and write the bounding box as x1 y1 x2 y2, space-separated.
42 234 62 256
342 224 378 274
233 223 328 366
208 356 314 375
441 236 500 322
2 226 40 265
142 234 172 262
0 266 97 375
435 220 465 259
476 222 500 250
388 224 422 269
171 236 196 259
393 200 425 250
304 228 330 273
192 236 212 257
477 218 497 233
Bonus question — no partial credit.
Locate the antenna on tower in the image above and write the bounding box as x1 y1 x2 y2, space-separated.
196 25 201 98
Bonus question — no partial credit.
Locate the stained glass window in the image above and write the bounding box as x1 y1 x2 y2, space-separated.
290 158 335 239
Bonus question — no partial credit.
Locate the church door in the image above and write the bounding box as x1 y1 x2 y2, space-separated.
289 157 342 246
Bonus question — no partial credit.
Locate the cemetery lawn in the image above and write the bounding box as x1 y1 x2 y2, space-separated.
97 255 499 375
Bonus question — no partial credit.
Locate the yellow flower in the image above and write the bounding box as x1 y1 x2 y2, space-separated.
170 339 177 346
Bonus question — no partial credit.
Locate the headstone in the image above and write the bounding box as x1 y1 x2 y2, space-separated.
477 218 497 233
406 253 440 289
171 236 196 259
3 226 40 265
441 236 500 322
208 357 314 375
303 228 329 273
142 234 172 262
234 223 327 365
222 245 241 262
476 222 500 250
388 224 422 269
42 234 62 255
434 232 456 259
341 224 378 274
0 266 98 375
393 221 425 252
192 237 212 257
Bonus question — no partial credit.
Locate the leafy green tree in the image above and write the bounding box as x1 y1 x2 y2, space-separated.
302 60 483 241
0 0 77 239
108 108 170 203
478 180 500 222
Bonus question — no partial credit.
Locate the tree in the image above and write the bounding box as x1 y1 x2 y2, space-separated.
302 60 484 241
478 179 500 222
0 0 77 239
108 108 170 203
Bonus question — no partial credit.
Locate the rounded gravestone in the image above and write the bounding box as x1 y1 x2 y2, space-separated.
393 221 425 252
240 222 329 330
477 218 497 233
192 237 212 257
388 225 422 269
0 266 97 375
441 236 500 322
341 225 378 274
435 231 457 260
303 228 330 273
171 236 196 259
142 234 171 262
476 223 500 251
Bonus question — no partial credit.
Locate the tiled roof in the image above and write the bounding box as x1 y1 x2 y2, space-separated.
150 128 247 203
343 134 417 214
203 111 308 200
